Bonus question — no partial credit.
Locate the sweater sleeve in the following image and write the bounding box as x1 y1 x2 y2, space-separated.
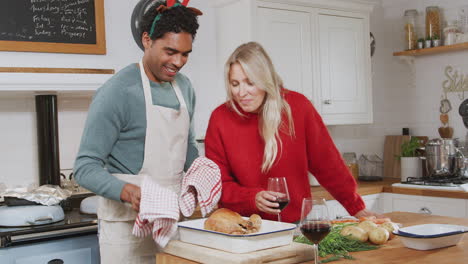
303 100 365 216
205 109 263 215
74 84 127 202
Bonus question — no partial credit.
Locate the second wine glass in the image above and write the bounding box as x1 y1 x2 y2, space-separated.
299 198 331 264
267 177 290 222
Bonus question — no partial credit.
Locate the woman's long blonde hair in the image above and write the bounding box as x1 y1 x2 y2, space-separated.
225 42 295 173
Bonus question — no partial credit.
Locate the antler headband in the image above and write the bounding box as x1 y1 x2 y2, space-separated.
149 0 203 37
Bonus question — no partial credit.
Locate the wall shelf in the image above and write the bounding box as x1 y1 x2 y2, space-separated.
0 67 114 93
393 42 468 56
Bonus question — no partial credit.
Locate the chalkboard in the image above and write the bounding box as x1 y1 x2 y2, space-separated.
0 0 106 54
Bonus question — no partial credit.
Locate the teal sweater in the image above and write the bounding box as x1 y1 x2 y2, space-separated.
74 64 199 201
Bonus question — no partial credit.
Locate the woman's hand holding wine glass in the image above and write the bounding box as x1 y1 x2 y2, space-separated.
254 177 290 221
300 198 331 264
267 177 290 222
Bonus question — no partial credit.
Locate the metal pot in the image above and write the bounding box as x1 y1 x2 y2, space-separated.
423 138 457 178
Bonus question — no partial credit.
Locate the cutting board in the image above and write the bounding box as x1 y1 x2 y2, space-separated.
162 240 314 264
383 135 428 179
383 136 409 179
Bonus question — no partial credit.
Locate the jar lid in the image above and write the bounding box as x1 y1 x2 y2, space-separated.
404 9 418 16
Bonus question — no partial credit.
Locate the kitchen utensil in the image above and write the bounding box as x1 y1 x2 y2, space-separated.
358 154 383 181
131 0 160 51
393 224 467 250
383 135 410 179
0 205 64 227
423 138 458 178
163 240 314 264
177 217 296 253
79 195 98 215
3 197 41 206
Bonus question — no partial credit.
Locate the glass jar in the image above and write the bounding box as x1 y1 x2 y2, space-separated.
343 152 359 179
404 9 418 50
443 22 460 45
426 6 441 40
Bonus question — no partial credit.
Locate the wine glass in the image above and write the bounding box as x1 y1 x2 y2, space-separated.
299 198 331 264
267 177 290 222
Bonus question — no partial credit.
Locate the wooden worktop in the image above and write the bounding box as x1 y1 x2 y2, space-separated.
312 178 468 200
157 212 468 264
311 178 398 200
304 212 468 264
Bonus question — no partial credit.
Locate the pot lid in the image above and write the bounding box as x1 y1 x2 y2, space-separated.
0 205 64 227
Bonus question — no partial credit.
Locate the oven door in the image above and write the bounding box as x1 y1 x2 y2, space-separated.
0 233 99 264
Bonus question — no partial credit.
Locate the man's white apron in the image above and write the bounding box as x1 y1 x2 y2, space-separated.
97 60 189 263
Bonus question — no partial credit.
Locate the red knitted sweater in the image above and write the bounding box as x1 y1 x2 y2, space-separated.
205 90 365 223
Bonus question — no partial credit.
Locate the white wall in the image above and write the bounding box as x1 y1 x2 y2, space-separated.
329 0 468 163
2 0 468 188
0 0 218 188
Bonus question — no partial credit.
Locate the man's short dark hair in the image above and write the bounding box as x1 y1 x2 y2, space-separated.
141 0 199 41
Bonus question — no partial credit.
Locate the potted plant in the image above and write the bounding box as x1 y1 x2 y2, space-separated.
399 137 424 182
425 36 432 48
417 38 424 49
432 34 441 47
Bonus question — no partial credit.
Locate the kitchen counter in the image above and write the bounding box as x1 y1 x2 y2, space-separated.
312 178 468 200
305 212 468 264
311 178 398 200
156 212 468 264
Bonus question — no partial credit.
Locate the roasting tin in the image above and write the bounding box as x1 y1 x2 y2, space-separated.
1 185 71 206
178 218 296 253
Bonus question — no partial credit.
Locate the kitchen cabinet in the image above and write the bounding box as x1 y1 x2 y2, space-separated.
326 194 383 219
388 193 467 218
317 10 372 124
213 0 374 125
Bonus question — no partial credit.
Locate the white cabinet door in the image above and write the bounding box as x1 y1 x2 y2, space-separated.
317 11 372 124
214 1 373 125
326 194 383 219
256 7 314 99
390 194 466 218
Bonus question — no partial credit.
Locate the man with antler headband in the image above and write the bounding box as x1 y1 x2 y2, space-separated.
74 0 202 262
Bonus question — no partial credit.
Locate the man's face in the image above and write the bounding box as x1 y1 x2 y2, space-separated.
142 32 193 83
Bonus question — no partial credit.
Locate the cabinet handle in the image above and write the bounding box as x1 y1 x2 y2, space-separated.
419 207 432 215
323 99 331 105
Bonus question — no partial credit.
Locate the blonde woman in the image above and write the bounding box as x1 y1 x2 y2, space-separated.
205 42 379 223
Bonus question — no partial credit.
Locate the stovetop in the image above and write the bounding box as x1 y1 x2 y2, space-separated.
0 208 97 248
401 176 468 187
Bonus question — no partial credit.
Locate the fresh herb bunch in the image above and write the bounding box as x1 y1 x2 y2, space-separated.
294 223 379 263
400 137 423 157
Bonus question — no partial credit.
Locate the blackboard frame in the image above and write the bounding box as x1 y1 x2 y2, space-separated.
0 0 106 55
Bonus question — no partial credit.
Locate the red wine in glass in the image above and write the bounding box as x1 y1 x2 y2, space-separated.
300 198 331 264
267 177 290 222
276 198 290 210
300 222 331 244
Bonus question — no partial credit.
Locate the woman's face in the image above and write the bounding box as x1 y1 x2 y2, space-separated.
229 63 266 113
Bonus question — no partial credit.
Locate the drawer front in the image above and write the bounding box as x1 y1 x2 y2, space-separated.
392 195 466 218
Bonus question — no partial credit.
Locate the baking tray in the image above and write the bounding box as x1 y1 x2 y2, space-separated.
178 218 296 253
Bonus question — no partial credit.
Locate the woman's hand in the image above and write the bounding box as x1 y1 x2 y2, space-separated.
354 208 385 219
120 183 141 212
255 191 285 214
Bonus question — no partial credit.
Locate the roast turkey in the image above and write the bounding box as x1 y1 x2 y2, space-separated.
204 208 262 235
